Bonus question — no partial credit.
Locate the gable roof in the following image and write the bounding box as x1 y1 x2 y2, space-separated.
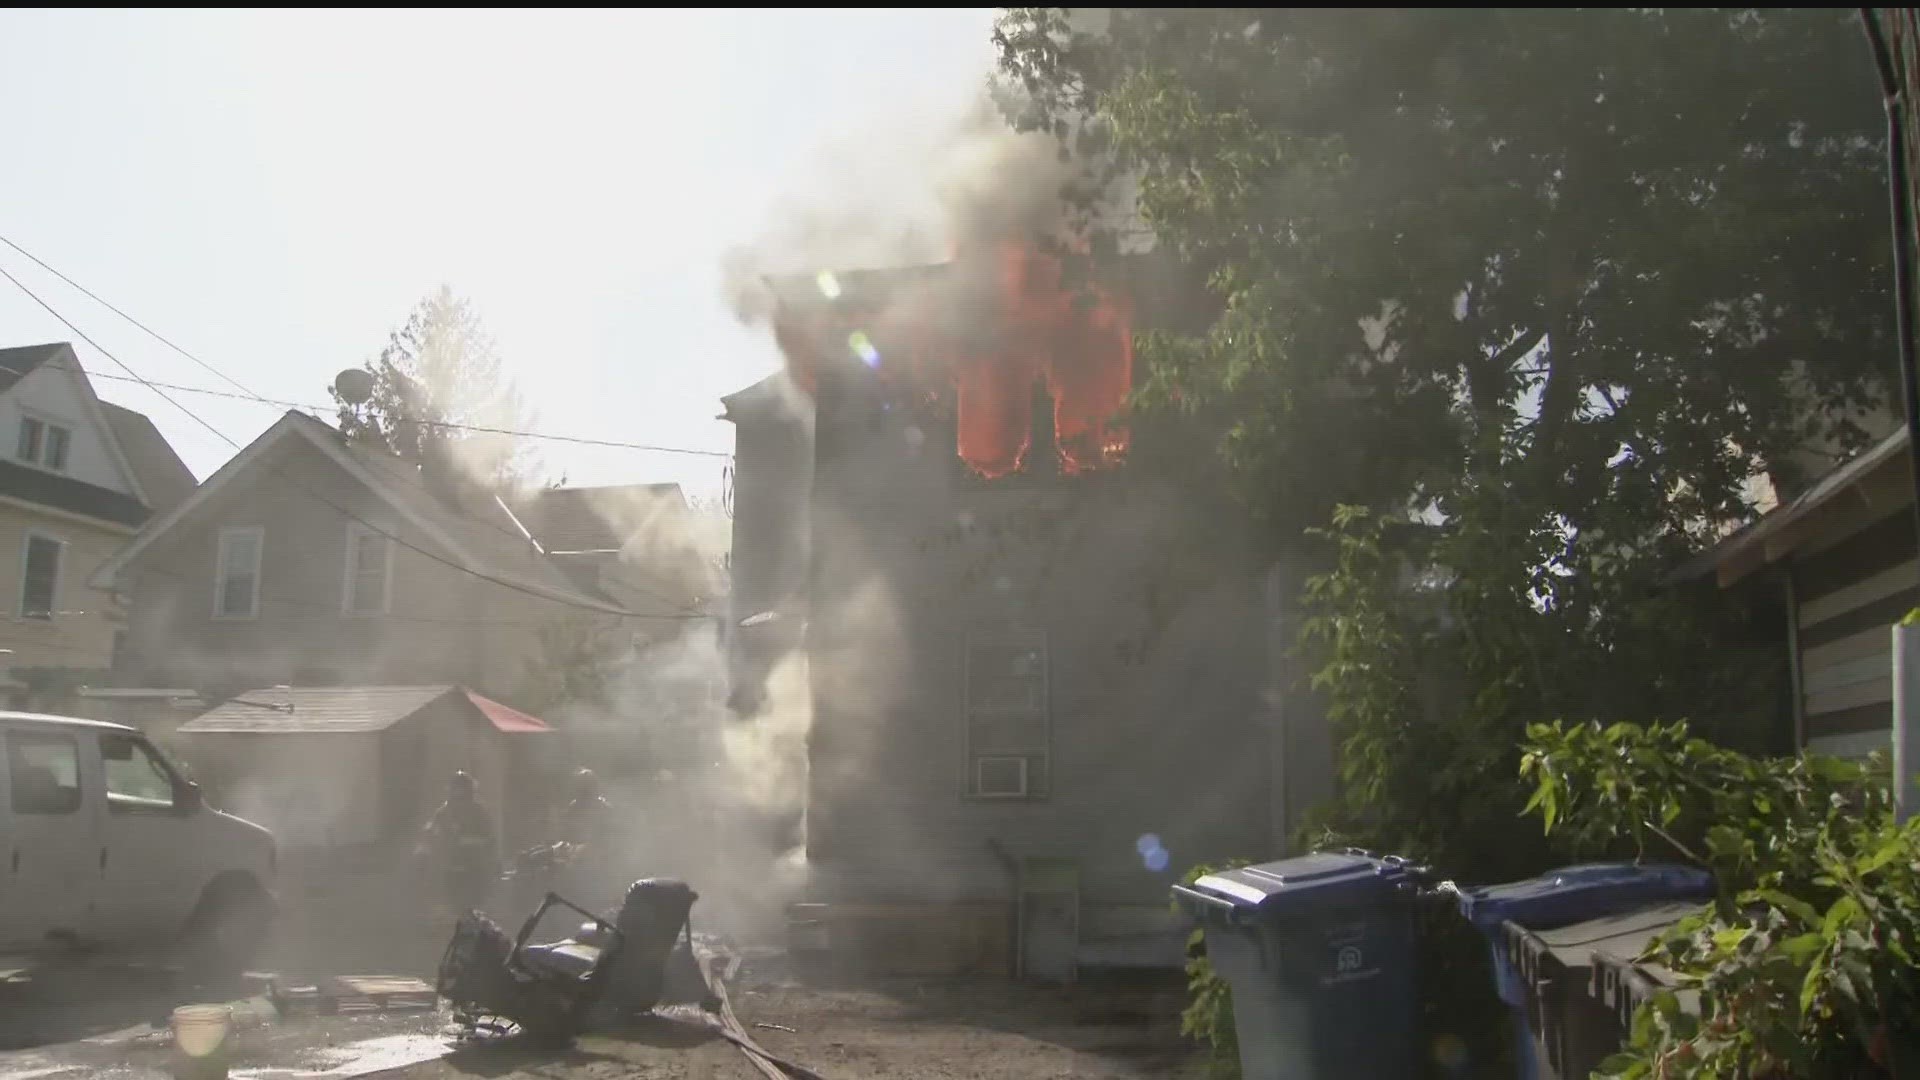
0 342 152 511
177 684 553 735
100 402 198 516
0 344 63 394
87 410 635 614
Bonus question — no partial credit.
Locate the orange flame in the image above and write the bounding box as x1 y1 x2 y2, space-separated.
772 241 1133 478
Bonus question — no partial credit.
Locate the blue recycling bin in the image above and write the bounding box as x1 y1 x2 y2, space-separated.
1174 850 1422 1080
1454 863 1716 1080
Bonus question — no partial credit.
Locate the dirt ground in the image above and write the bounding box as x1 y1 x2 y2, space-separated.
389 980 1203 1080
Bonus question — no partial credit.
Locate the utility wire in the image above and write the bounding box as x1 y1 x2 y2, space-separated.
0 232 731 460
0 242 727 618
0 263 713 622
0 238 718 619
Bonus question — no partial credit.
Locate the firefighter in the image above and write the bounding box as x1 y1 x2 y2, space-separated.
417 771 498 916
557 767 617 908
561 768 612 845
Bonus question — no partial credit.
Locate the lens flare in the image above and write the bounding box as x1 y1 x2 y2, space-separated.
848 330 881 368
815 270 841 300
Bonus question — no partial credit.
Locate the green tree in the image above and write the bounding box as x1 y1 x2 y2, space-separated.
995 12 1898 1068
994 7 1893 847
330 285 535 485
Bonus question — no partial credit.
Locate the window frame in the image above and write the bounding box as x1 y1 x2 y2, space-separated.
213 526 264 621
42 423 70 472
962 628 1051 800
6 730 83 816
14 412 73 473
340 522 394 616
17 530 64 621
16 415 43 465
98 732 183 814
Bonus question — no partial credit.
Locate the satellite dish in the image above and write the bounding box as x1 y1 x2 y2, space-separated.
334 368 375 405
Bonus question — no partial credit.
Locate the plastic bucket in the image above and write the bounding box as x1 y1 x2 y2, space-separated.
170 1004 233 1080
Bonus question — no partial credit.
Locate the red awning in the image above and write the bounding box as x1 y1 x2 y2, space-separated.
464 690 552 733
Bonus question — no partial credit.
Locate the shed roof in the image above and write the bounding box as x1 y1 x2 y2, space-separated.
178 685 553 735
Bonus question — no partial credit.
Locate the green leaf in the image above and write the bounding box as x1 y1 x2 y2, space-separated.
1823 894 1862 935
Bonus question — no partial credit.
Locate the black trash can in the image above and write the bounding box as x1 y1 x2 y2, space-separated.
1173 850 1422 1080
1454 864 1714 1080
1504 899 1704 1079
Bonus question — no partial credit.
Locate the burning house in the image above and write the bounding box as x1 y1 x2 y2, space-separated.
722 240 1335 979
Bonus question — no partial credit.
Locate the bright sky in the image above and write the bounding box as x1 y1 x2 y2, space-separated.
0 8 1000 501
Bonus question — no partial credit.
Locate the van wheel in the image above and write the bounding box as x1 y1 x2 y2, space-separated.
181 877 275 989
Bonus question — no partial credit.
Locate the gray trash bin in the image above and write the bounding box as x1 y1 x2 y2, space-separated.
1173 850 1421 1080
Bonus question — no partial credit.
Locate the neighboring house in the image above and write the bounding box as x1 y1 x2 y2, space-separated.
174 684 550 851
90 409 710 698
722 251 1330 979
1681 425 1917 759
0 342 195 687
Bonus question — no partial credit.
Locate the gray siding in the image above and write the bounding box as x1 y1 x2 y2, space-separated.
1791 508 1912 754
116 438 572 694
804 375 1283 910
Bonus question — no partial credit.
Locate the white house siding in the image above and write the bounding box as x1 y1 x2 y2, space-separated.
1 362 139 496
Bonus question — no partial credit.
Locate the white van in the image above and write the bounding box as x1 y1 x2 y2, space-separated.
0 712 277 981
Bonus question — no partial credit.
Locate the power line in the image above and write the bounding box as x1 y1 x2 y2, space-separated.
0 240 728 620
0 237 719 620
0 232 733 461
0 262 713 623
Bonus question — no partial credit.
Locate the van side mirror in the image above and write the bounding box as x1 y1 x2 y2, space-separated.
174 780 204 813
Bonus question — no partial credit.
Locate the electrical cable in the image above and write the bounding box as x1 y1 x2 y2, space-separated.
0 232 732 459
0 263 713 622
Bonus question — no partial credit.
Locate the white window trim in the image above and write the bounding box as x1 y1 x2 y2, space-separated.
963 628 1050 799
213 526 264 621
17 529 65 621
340 522 394 616
14 410 74 473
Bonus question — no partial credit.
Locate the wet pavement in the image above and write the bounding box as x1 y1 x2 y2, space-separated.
0 965 457 1080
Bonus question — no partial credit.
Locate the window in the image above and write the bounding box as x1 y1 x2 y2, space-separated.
341 523 391 615
15 416 72 472
964 631 1049 798
19 533 61 620
17 416 42 464
7 731 81 814
101 733 177 810
214 527 263 619
44 425 69 472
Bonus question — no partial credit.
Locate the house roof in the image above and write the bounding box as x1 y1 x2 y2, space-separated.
0 342 163 521
89 410 636 614
0 456 149 528
177 684 553 735
0 344 63 393
514 483 688 552
100 402 198 516
1674 425 1911 587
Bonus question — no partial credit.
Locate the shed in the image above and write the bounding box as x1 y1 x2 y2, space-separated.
176 685 551 850
1677 426 1915 758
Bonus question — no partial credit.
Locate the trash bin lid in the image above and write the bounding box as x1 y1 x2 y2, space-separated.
1174 850 1415 925
1501 899 1704 988
1456 862 1713 932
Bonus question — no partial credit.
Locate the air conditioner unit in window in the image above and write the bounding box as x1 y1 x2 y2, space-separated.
974 755 1030 798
